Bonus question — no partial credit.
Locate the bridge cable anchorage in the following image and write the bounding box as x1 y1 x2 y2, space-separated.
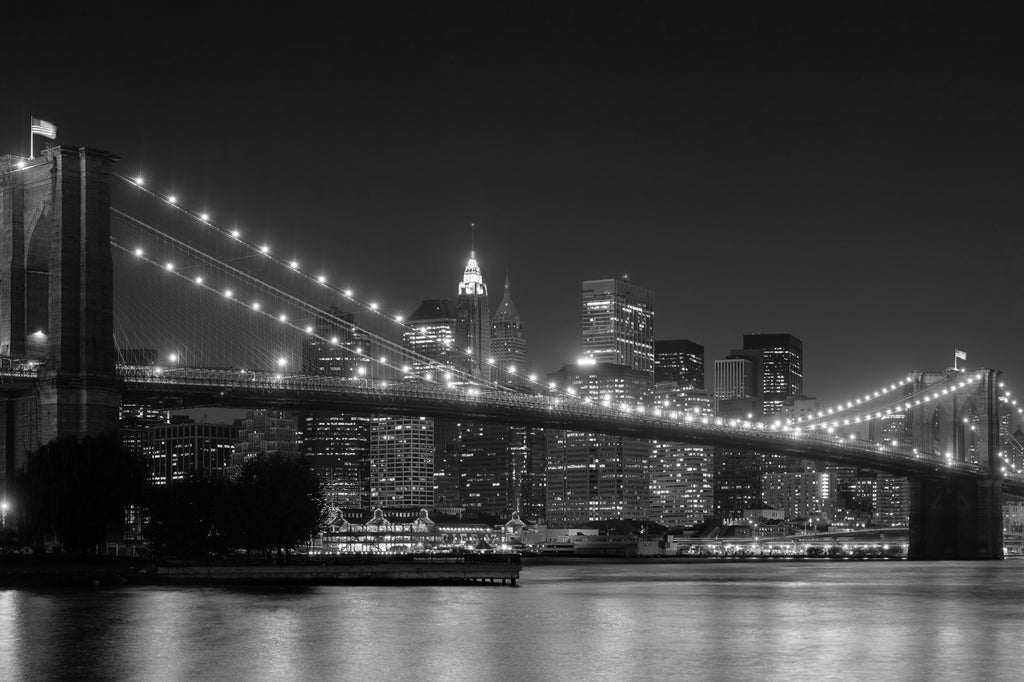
114 172 582 400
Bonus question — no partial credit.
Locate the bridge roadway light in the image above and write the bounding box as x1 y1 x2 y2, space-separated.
134 176 144 186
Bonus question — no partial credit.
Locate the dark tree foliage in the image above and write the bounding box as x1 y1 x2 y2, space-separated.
144 473 231 558
227 454 327 557
14 434 149 554
143 454 327 558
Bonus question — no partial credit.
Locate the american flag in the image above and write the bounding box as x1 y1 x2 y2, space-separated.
30 117 57 139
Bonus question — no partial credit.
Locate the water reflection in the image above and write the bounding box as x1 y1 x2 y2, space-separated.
2 561 1022 680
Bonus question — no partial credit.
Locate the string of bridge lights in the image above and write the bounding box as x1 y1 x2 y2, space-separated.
106 236 1013 471
996 381 1024 477
793 374 927 425
998 381 1023 417
112 207 457 382
117 172 576 398
111 238 483 387
802 373 984 433
115 209 571 398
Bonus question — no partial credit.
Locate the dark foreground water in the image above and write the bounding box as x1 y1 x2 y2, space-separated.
3 559 1023 681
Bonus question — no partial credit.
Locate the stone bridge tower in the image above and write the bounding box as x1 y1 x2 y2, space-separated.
904 369 1003 559
0 147 121 491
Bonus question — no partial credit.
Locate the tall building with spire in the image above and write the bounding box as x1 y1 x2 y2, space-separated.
456 250 490 382
490 275 528 388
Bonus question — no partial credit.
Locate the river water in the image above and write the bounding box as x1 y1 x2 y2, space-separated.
2 559 1023 681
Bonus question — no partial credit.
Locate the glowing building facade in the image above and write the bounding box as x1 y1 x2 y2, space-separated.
369 416 434 509
455 251 490 381
581 278 654 382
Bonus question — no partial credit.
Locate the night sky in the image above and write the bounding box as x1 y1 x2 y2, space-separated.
5 3 1023 403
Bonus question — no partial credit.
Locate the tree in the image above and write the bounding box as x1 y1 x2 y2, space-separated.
224 454 326 557
144 473 231 558
13 434 149 554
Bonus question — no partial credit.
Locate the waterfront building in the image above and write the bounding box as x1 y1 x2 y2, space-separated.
145 420 238 485
460 422 546 520
369 416 434 509
545 359 650 527
761 470 830 519
649 387 715 528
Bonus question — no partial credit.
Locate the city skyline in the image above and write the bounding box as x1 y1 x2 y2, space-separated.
3 4 1022 404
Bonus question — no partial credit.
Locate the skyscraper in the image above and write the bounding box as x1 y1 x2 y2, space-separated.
649 389 715 528
654 339 704 388
301 308 371 379
404 299 457 377
455 251 490 381
300 309 372 509
742 333 804 416
581 277 655 382
713 356 755 413
145 420 238 486
713 356 759 519
232 410 299 467
460 422 545 520
369 415 434 509
545 359 650 526
490 275 528 388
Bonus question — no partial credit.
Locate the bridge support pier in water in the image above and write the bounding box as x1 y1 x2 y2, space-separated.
0 148 121 493
908 475 1003 559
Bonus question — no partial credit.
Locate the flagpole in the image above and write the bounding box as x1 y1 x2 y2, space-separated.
954 348 958 371
29 116 33 159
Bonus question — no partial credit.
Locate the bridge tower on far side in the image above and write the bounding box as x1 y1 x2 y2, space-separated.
905 369 1003 559
0 147 121 491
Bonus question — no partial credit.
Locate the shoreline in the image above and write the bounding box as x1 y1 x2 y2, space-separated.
0 553 521 588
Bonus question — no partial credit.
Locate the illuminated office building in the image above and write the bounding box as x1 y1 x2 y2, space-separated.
655 339 704 389
581 277 654 382
370 415 434 509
